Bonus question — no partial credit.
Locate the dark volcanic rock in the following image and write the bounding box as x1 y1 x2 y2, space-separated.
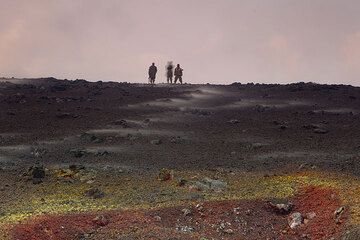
85 188 105 199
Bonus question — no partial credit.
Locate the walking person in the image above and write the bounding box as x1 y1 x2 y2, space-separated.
148 63 157 84
174 64 183 84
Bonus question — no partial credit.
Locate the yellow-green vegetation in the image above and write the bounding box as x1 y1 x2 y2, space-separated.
1 169 360 235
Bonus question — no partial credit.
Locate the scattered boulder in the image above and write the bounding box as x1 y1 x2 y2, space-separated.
289 212 303 229
268 201 293 214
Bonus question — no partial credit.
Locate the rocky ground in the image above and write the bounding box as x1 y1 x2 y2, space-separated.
1 77 360 239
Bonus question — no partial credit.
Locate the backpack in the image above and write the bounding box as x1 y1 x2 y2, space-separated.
175 67 183 76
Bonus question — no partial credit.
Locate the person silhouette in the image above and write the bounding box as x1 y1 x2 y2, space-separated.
174 64 183 84
148 63 157 84
166 61 174 84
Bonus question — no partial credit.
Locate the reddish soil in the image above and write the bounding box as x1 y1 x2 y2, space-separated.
10 186 346 240
290 186 346 239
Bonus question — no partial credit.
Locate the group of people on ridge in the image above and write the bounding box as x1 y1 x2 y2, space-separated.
148 61 183 84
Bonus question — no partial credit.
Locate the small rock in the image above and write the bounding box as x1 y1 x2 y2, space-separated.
32 178 43 185
92 215 109 227
31 165 45 179
182 208 192 216
170 136 182 143
302 124 321 130
154 215 162 222
70 149 87 158
30 165 45 184
301 233 311 239
158 168 173 181
85 188 105 199
112 119 129 128
95 150 110 156
191 178 227 191
289 212 303 229
233 207 241 215
279 125 288 130
268 201 293 214
150 139 162 145
176 226 195 233
306 212 316 220
186 192 204 200
177 178 188 187
80 133 103 143
222 228 234 234
313 128 329 134
219 222 233 233
195 203 204 212
69 164 85 172
31 148 47 158
334 206 345 224
56 112 79 119
228 119 240 124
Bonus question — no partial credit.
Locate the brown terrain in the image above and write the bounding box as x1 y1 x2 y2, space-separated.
1 77 360 240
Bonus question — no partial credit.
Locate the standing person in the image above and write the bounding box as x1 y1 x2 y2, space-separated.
166 61 174 84
174 64 183 84
148 63 157 84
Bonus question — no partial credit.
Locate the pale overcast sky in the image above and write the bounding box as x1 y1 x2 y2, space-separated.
1 0 360 85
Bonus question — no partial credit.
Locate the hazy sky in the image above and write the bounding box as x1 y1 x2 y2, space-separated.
1 0 360 85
